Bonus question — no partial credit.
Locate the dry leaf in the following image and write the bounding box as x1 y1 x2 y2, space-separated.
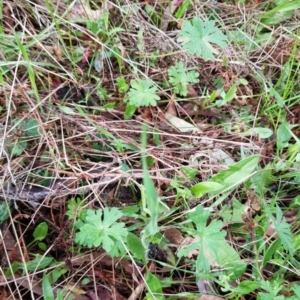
265 223 277 238
117 42 126 67
68 1 109 21
53 44 62 58
187 86 198 97
3 5 14 33
164 228 184 245
165 97 178 117
197 279 218 296
165 112 201 133
196 295 225 300
36 0 112 21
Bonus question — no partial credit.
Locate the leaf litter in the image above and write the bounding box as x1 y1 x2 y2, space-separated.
0 0 299 299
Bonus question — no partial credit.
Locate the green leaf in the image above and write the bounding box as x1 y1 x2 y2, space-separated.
220 199 245 223
127 233 146 262
14 35 40 102
234 280 261 294
145 4 160 26
178 17 228 61
33 222 48 242
261 0 300 16
145 272 164 300
178 206 246 278
0 201 13 224
25 119 41 136
178 206 225 272
258 128 274 141
274 205 294 255
124 103 137 120
209 155 260 195
116 77 129 93
182 167 198 180
262 238 282 267
214 239 247 280
75 208 128 257
141 125 159 237
292 283 300 298
19 254 55 273
224 85 237 102
127 79 160 107
277 122 292 143
58 105 76 115
191 181 224 197
260 1 300 26
5 261 19 276
50 267 68 284
277 122 292 150
42 274 55 300
269 87 284 107
240 127 273 139
81 278 91 285
168 62 199 96
216 86 237 107
66 198 85 220
9 140 27 156
38 242 47 251
175 0 191 19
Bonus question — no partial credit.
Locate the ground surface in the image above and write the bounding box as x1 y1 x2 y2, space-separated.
0 1 299 299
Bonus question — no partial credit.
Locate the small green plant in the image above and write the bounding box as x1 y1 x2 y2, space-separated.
116 77 129 93
74 207 128 257
177 17 228 61
175 0 192 19
8 118 41 156
144 4 161 26
140 126 161 238
272 205 294 255
260 1 300 26
178 205 246 279
191 155 260 198
126 79 160 107
0 201 13 224
42 269 71 300
10 254 56 276
66 198 86 221
215 85 237 107
168 61 199 96
27 222 49 251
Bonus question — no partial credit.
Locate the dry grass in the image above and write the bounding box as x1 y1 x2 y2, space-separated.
0 0 299 299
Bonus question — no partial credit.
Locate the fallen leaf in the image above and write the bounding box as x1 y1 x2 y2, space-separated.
117 42 126 67
0 221 22 263
187 86 198 97
53 44 62 58
36 0 113 21
3 5 14 33
67 1 110 21
196 295 225 300
165 97 177 117
164 228 184 245
165 112 201 133
197 279 218 296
